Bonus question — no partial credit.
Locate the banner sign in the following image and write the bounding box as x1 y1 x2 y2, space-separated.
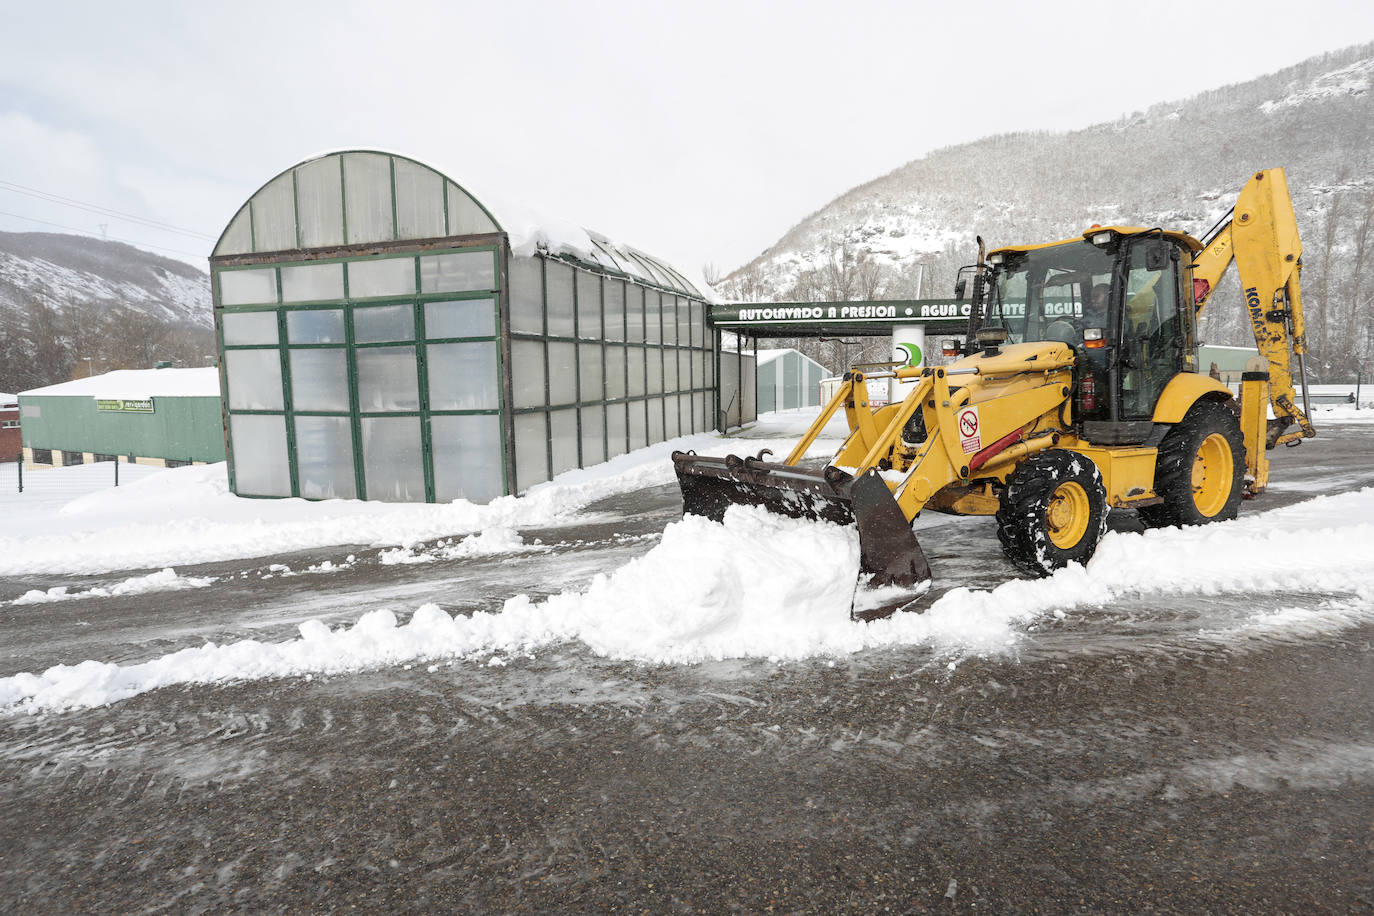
710 299 973 327
96 399 154 413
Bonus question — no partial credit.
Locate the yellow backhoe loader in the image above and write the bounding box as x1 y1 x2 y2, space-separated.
673 168 1317 618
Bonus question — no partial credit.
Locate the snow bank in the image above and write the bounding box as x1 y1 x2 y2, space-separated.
0 429 828 576
11 568 216 606
5 488 1374 713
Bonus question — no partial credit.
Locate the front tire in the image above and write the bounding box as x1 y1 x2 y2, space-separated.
996 450 1109 577
1137 400 1245 528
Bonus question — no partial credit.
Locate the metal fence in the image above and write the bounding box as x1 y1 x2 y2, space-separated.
2 455 169 498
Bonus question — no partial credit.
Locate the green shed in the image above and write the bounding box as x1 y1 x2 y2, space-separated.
18 368 224 469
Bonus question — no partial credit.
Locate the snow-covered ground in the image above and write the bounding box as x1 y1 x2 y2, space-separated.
2 406 1372 713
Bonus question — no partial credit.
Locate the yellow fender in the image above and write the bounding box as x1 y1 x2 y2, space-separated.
1151 374 1233 423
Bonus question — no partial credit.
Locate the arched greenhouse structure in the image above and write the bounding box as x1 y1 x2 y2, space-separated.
211 150 717 503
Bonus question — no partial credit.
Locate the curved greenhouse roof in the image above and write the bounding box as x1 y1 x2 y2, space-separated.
214 149 707 299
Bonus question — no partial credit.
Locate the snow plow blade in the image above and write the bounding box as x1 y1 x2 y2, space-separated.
671 450 932 620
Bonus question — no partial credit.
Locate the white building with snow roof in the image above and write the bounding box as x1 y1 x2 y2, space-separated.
17 368 223 469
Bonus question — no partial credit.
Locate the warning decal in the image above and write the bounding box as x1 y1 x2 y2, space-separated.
957 406 982 454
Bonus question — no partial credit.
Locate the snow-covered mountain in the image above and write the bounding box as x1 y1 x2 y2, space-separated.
0 231 210 328
720 43 1374 379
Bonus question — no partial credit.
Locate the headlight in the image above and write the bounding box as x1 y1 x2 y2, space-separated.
1083 327 1106 349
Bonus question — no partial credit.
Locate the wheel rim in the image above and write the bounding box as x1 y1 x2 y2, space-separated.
1192 432 1234 517
1046 481 1091 549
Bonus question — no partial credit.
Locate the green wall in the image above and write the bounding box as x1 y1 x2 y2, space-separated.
18 395 225 461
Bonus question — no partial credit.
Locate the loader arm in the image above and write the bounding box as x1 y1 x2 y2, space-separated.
1191 168 1316 449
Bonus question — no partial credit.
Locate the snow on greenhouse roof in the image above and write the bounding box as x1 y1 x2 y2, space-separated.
217 149 718 302
21 368 221 400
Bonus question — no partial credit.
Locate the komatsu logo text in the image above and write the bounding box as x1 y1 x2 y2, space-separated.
1245 286 1263 322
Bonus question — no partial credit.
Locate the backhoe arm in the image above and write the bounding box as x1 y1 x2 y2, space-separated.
1191 168 1316 447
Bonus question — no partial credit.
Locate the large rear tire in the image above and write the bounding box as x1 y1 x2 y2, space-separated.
996 450 1109 577
1137 400 1245 528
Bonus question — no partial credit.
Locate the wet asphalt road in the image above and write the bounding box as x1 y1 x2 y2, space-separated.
1 425 1372 913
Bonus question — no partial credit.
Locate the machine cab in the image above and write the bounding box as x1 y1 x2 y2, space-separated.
982 228 1201 440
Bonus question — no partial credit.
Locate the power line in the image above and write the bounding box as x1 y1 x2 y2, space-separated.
0 208 209 261
0 179 218 241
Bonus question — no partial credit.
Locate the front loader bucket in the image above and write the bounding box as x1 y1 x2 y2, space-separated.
672 451 932 619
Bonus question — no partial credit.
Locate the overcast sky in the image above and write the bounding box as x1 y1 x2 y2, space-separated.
2 1 1372 276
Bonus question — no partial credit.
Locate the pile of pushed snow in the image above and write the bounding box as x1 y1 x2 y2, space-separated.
11 568 215 605
6 487 1374 713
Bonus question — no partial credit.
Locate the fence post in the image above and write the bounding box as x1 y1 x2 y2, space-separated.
17 453 22 493
115 457 119 487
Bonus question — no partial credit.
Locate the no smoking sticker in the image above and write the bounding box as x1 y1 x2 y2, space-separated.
957 406 982 453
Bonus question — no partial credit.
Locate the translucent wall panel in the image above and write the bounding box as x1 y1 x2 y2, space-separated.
678 351 690 393
664 394 680 439
628 347 646 396
606 402 627 459
644 291 662 344
420 251 495 293
361 416 424 501
546 261 575 338
580 404 605 465
217 207 252 256
509 257 544 335
344 153 394 245
349 258 415 298
676 298 691 347
692 350 704 388
231 414 291 497
219 269 278 306
514 413 549 491
354 304 415 343
548 342 576 405
356 346 419 411
578 343 602 402
689 301 702 348
605 345 626 400
661 297 677 345
425 298 495 339
431 414 503 503
626 285 645 343
281 263 344 302
427 342 498 410
511 340 546 408
446 182 499 236
225 350 284 411
647 348 663 394
647 397 664 444
604 280 626 341
663 347 678 390
295 156 345 249
393 158 445 240
289 349 349 412
576 271 601 339
628 399 647 449
294 416 356 499
222 310 279 345
550 408 579 476
287 309 345 344
251 173 297 252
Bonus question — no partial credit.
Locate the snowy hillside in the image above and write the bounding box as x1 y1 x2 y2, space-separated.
0 231 210 328
721 43 1374 381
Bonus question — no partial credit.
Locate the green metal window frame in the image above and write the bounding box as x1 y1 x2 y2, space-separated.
216 245 506 502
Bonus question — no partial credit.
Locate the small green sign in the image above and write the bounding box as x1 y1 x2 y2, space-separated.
96 398 154 413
